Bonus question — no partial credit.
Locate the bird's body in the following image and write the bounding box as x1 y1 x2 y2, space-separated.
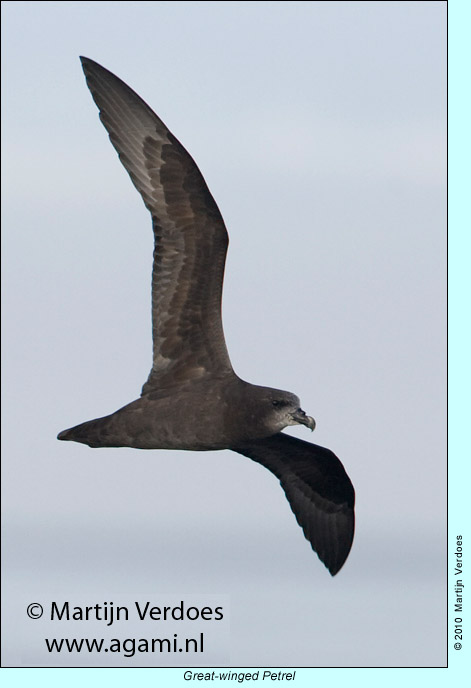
59 376 309 451
58 57 355 575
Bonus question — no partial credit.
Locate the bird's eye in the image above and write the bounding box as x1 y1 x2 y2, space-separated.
272 400 282 407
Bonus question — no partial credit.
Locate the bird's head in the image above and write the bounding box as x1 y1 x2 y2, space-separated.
251 386 316 435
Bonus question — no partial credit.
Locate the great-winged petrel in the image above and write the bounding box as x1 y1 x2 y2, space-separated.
58 57 355 575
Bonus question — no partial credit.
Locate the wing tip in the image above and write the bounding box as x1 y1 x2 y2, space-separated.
320 518 355 576
79 55 92 68
79 56 97 81
326 557 347 577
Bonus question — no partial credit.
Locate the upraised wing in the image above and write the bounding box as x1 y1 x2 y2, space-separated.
232 433 355 575
80 57 233 393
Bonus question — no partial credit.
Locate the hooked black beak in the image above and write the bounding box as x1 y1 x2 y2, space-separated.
291 408 316 431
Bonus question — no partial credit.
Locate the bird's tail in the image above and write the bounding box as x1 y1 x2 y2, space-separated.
57 415 116 448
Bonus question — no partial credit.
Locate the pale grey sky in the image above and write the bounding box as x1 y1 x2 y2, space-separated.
2 0 446 668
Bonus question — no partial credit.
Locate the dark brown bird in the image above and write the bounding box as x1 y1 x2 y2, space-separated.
58 57 355 575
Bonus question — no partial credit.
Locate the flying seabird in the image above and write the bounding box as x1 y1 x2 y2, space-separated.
58 57 355 575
